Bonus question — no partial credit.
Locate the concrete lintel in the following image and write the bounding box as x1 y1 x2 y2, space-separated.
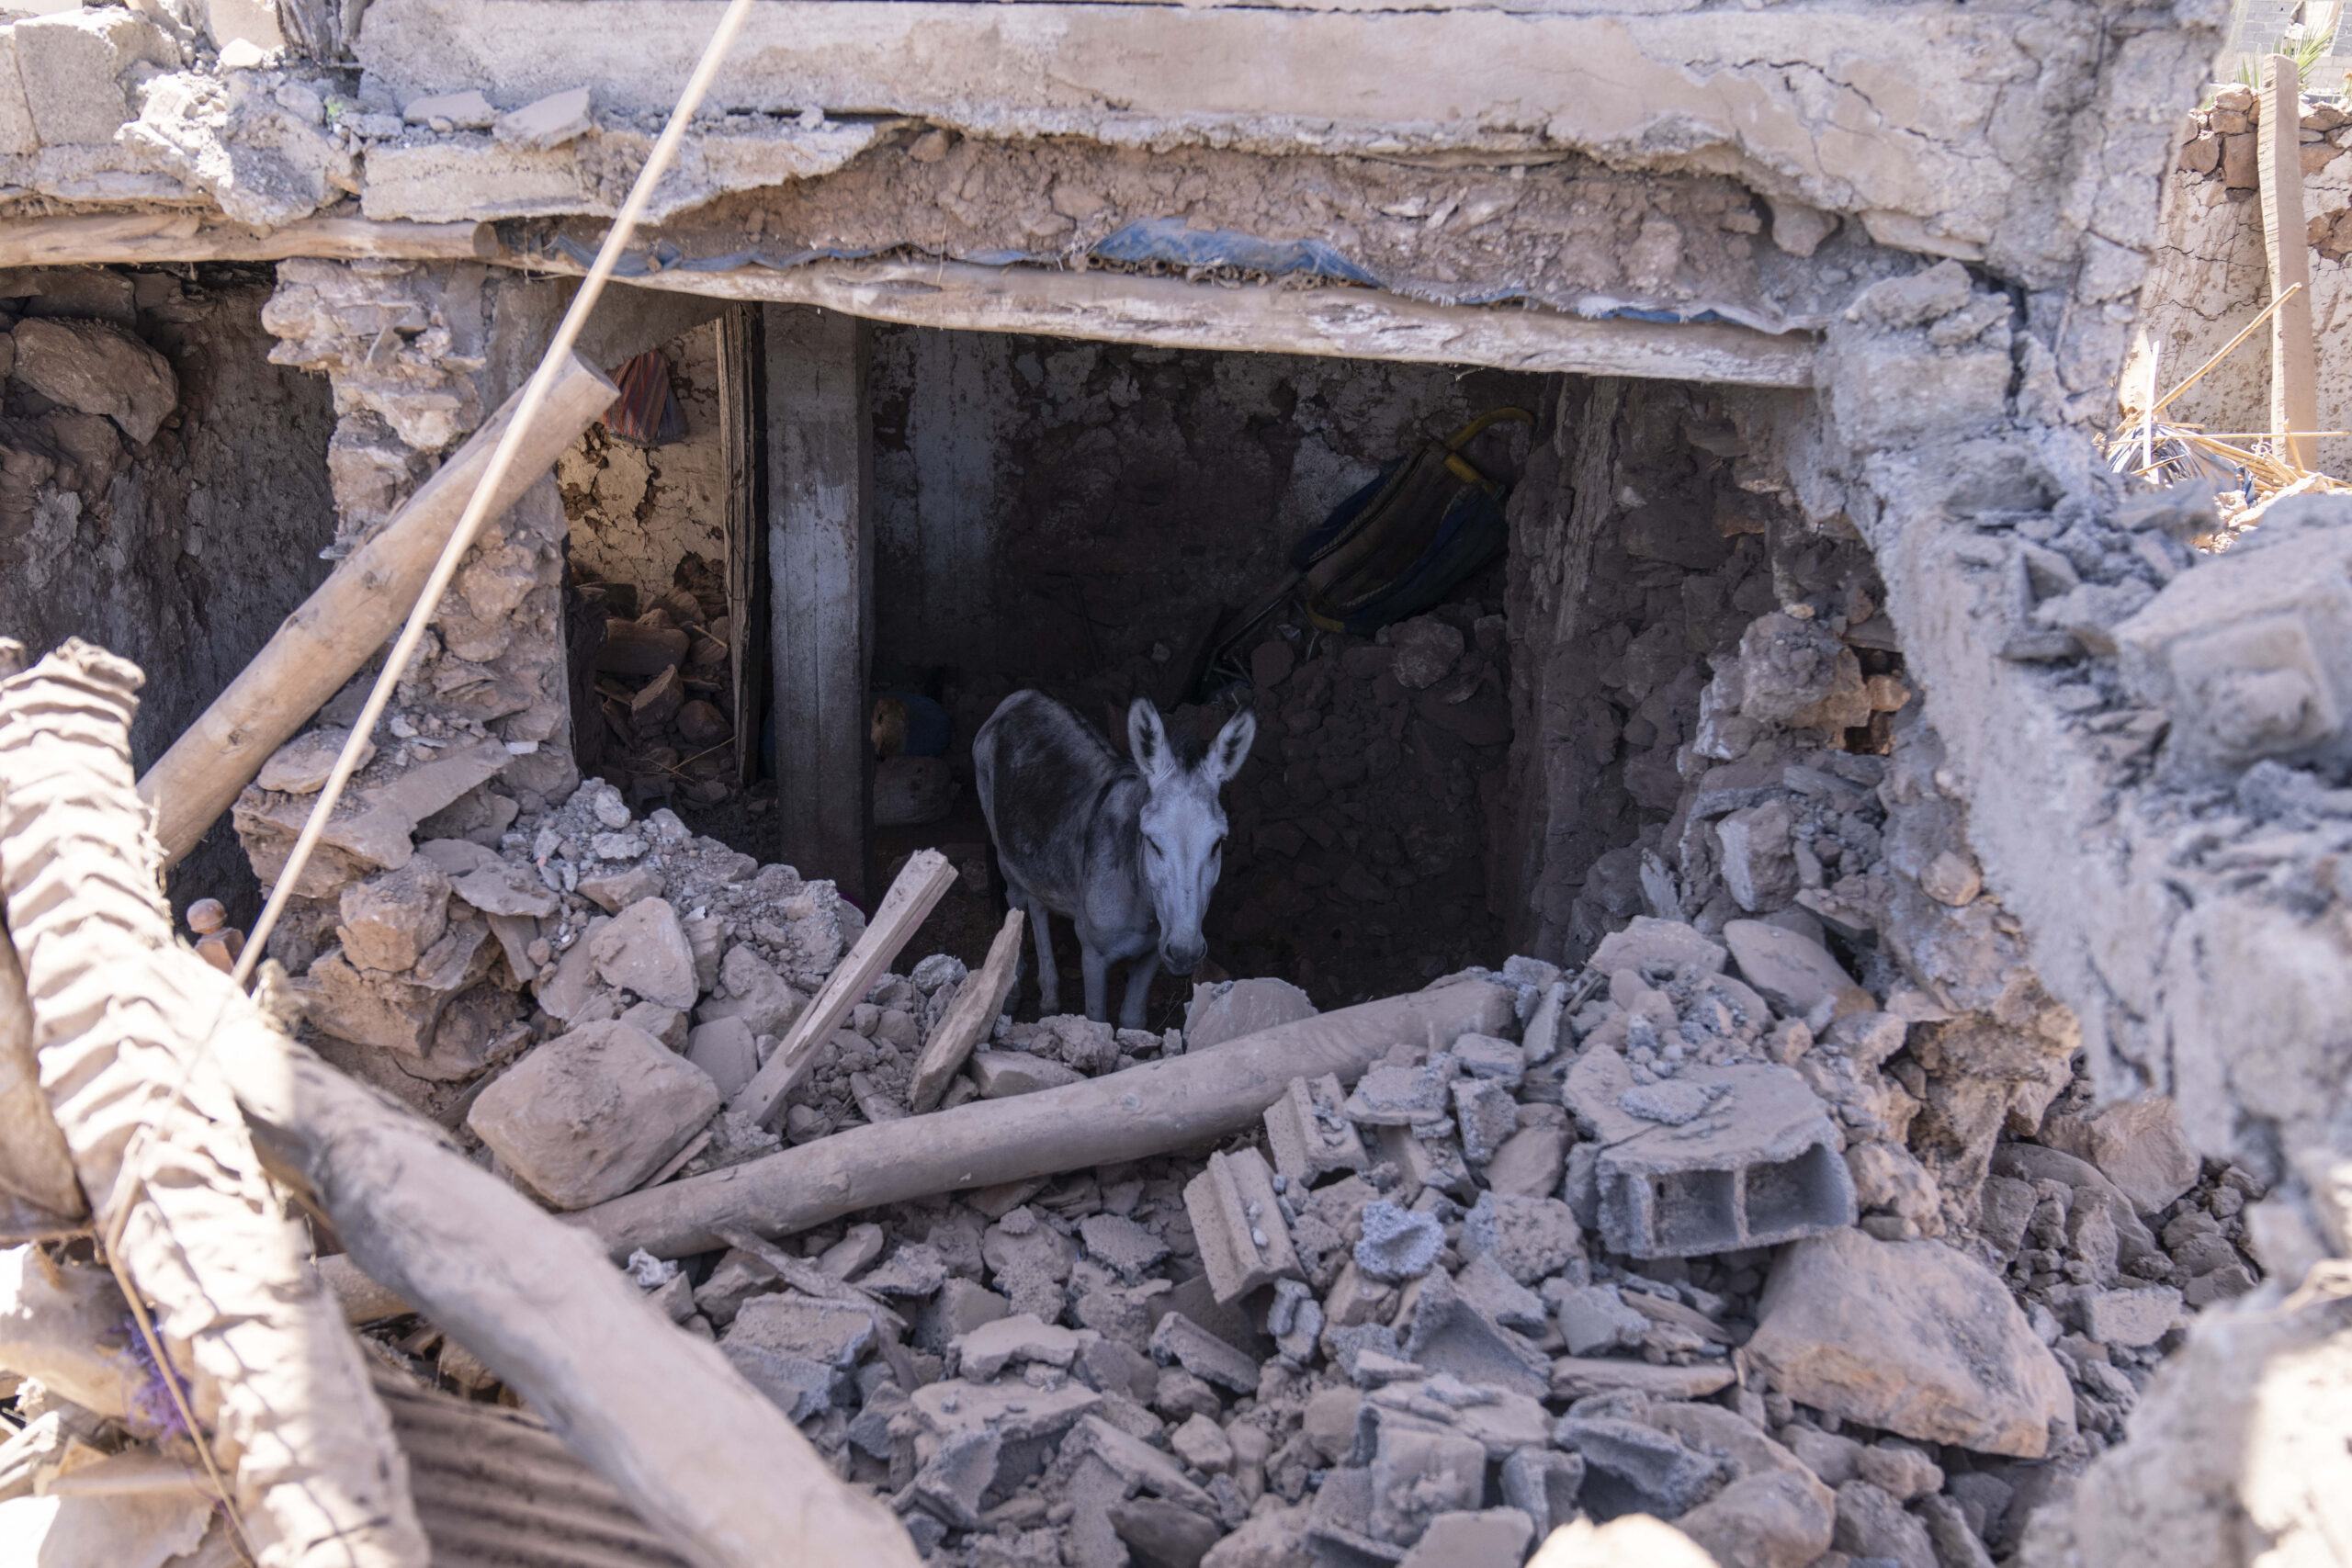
356 0 2025 240
506 256 1816 389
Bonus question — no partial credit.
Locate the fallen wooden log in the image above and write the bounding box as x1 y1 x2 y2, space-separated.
137 353 617 867
908 908 1023 1112
6 642 920 1568
0 642 428 1568
582 977 1518 1260
732 848 958 1126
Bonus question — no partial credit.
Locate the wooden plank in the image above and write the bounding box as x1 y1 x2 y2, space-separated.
731 848 959 1127
0 211 496 269
2259 53 2322 471
513 255 1816 389
717 306 766 785
765 304 875 897
136 354 617 867
908 908 1025 1112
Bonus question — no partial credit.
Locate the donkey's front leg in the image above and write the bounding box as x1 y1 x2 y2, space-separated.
1117 951 1160 1032
1019 888 1061 1015
1080 941 1111 1024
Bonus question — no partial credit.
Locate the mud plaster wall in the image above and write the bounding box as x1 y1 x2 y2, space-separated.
0 264 337 918
1499 378 1864 966
558 321 728 603
2128 101 2352 477
869 326 1544 716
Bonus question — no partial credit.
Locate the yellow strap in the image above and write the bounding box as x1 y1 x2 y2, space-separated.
1439 406 1536 491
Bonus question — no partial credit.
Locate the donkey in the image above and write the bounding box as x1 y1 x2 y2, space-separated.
975 690 1256 1028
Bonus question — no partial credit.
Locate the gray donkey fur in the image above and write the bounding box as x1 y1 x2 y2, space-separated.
975 690 1257 1028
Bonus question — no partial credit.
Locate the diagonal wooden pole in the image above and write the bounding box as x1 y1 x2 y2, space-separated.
234 0 758 982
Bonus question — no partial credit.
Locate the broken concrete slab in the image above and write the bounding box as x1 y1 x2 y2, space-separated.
1499 1449 1587 1540
1185 976 1317 1050
1676 1469 1838 1568
1367 1422 1487 1546
1261 1073 1369 1183
495 85 595 150
1551 1283 1648 1357
254 727 374 794
589 897 698 1009
1184 1147 1302 1305
956 1314 1080 1380
1747 1227 2073 1457
1345 1058 1457 1125
1723 919 1874 1022
1453 1077 1520 1166
1403 1268 1551 1400
1149 1311 1260 1393
912 1375 1101 1445
1554 1415 1717 1517
970 1050 1086 1098
1549 1358 1736 1402
1396 1508 1534 1568
449 859 560 919
1483 1120 1570 1199
1590 916 1727 978
1566 1048 1854 1258
467 1020 719 1208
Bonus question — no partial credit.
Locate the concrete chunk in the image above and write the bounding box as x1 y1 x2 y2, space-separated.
1567 1049 1853 1258
697 944 808 1037
1747 1228 2074 1458
467 1019 719 1208
1368 1424 1487 1546
685 1016 760 1098
10 317 178 446
495 85 594 149
1149 1311 1260 1393
12 10 172 147
956 1314 1080 1381
1590 916 1727 977
1183 1147 1302 1304
1353 1201 1444 1283
1554 1416 1717 1517
1499 1450 1586 1539
969 1050 1085 1098
1453 1077 1519 1165
2079 1285 2182 1348
1460 1191 1582 1285
1262 1073 1369 1183
1345 1059 1454 1125
1402 1268 1551 1400
1548 1357 1737 1402
402 88 498 127
1723 919 1873 1022
1396 1508 1534 1568
1185 976 1317 1050
335 859 450 974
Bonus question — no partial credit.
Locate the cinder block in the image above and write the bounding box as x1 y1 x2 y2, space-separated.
1182 1147 1303 1304
1262 1073 1369 1183
1566 1049 1855 1258
2115 515 2352 777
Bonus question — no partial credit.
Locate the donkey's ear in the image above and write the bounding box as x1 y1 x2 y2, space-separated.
1127 697 1177 783
1204 706 1257 786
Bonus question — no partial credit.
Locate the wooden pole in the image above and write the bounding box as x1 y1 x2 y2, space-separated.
2259 53 2323 471
908 908 1024 1112
136 355 616 867
0 212 496 269
584 978 1519 1261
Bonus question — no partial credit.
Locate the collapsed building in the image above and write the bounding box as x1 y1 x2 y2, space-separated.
3 0 2349 1565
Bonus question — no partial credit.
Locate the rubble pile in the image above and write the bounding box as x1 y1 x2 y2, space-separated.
574 557 744 813
208 591 2277 1565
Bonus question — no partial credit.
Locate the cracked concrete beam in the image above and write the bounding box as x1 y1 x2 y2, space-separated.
356 0 2055 254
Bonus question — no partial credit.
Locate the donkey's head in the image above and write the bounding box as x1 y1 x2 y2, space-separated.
1127 697 1257 976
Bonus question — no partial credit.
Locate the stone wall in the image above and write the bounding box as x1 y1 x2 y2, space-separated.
0 262 338 919
2129 84 2352 474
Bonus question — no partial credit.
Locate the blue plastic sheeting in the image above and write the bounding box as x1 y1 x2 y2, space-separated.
1090 216 1380 285
535 226 1740 327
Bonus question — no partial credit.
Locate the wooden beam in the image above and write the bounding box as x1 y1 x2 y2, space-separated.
137 355 617 867
765 304 876 898
731 847 958 1127
0 211 497 269
718 306 766 786
2259 53 2322 471
909 908 1024 1112
513 255 1816 389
